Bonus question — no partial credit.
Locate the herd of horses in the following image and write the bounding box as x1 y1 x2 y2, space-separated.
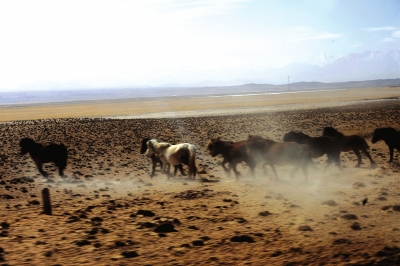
19 126 400 182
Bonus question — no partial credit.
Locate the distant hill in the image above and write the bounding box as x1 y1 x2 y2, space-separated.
1 78 399 106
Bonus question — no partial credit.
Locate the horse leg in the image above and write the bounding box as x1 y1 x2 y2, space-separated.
353 149 363 167
361 148 376 167
290 166 299 179
174 165 178 176
231 163 241 181
268 163 279 181
246 157 256 178
389 146 394 162
150 160 157 178
178 164 187 176
221 158 231 176
34 160 48 178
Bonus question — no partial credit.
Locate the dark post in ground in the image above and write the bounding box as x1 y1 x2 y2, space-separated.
42 188 52 215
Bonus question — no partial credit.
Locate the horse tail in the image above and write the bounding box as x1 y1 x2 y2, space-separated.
360 138 370 149
188 145 197 179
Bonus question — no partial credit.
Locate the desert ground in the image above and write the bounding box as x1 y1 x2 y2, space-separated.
1 87 400 266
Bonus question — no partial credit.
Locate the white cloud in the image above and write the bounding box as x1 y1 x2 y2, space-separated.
392 31 400 38
381 38 394 42
362 26 397 32
287 27 342 43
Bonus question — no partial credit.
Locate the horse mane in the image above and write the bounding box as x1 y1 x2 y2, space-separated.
156 142 172 149
292 131 311 138
324 127 345 138
140 138 152 154
248 134 275 144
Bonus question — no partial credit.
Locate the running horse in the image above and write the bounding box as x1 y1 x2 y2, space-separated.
246 135 312 182
19 137 68 178
140 138 185 178
144 139 197 179
322 127 376 168
207 137 256 180
371 127 400 162
283 131 341 169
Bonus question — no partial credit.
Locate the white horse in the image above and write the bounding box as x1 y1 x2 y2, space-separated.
145 139 197 179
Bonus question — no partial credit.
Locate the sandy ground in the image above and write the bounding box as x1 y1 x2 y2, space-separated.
1 88 400 265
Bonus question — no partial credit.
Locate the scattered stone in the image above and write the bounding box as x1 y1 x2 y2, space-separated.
322 200 337 206
91 217 103 226
192 240 204 246
258 211 272 217
137 210 155 217
75 240 91 246
341 214 358 220
28 200 40 205
66 216 80 223
154 223 177 233
0 222 10 229
298 225 313 231
332 238 352 245
230 235 254 243
352 182 365 188
270 250 282 257
121 251 139 258
375 246 400 257
350 222 362 230
392 205 400 212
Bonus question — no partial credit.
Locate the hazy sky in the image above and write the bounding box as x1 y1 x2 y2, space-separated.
1 0 399 90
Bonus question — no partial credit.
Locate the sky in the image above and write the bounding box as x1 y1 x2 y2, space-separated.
0 0 399 91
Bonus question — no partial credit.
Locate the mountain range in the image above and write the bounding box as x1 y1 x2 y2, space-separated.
1 50 399 92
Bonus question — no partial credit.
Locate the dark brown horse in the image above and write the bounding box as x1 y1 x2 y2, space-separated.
207 137 256 180
247 135 312 182
283 131 341 169
19 138 68 178
322 127 376 168
140 138 185 178
371 127 400 162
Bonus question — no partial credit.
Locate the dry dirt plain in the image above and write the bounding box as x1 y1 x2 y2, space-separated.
1 87 400 266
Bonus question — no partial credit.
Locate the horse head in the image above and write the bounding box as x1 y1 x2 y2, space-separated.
19 138 37 155
140 138 151 154
322 127 344 138
144 139 157 157
371 127 396 143
207 137 222 157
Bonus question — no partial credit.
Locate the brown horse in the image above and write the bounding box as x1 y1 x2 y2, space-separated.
322 127 376 168
140 138 185 178
247 135 311 182
207 137 256 180
283 131 341 169
19 137 68 178
371 127 400 162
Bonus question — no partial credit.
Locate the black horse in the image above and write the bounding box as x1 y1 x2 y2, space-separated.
140 138 185 178
371 127 400 162
283 131 341 169
322 127 376 168
19 138 68 178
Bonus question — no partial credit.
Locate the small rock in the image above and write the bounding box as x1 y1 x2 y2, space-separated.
230 235 254 243
298 225 313 231
137 210 155 217
192 240 204 246
258 211 272 217
154 223 177 233
121 251 139 258
350 222 362 230
341 214 358 220
322 200 337 206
